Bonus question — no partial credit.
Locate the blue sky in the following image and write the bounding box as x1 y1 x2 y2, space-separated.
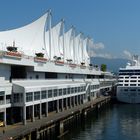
0 0 140 59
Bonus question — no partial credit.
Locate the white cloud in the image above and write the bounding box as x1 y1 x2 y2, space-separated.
90 50 114 59
93 42 105 50
123 50 132 60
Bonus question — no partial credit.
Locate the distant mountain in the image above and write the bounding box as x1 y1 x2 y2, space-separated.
91 57 128 73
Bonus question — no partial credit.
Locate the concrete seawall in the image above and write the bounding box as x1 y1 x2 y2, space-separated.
0 96 111 140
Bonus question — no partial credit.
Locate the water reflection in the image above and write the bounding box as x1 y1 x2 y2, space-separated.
61 104 140 140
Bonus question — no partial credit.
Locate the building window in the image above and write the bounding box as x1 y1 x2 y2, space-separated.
68 88 71 94
48 90 52 98
34 91 40 100
59 89 62 96
75 87 77 93
71 88 74 94
54 89 57 97
63 88 67 95
78 87 81 92
41 90 46 99
14 93 23 103
26 92 33 102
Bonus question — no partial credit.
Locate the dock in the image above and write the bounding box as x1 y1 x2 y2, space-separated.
0 96 111 140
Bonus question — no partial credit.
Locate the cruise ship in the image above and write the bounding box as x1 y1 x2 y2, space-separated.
117 55 140 103
0 11 115 126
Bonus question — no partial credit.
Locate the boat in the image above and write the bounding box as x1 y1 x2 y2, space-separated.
117 55 140 103
0 11 115 126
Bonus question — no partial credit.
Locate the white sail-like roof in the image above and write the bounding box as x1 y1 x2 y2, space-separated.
60 28 73 62
83 38 90 65
0 13 48 56
74 34 82 64
45 21 62 60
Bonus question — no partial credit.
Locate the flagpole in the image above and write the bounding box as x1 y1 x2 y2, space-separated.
49 10 52 61
62 19 65 62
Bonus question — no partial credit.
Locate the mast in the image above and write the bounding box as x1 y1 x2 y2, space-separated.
49 10 52 61
72 26 75 64
81 33 84 63
43 11 49 58
62 19 65 62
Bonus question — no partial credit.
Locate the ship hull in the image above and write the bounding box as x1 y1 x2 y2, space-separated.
117 86 140 103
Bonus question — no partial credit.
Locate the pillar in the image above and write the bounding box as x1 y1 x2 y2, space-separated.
70 97 72 108
23 106 26 125
73 96 75 106
57 100 59 113
62 99 64 111
66 98 68 109
46 102 48 117
32 105 35 122
76 96 78 105
4 108 6 127
39 103 42 119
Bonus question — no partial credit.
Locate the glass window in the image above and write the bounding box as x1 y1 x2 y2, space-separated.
34 91 40 100
59 89 62 96
48 90 52 98
75 87 77 93
54 89 57 97
63 88 67 95
26 92 33 102
71 88 74 93
68 88 71 94
78 87 81 92
41 90 46 99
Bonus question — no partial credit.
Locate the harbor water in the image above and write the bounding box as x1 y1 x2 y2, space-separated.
60 103 140 140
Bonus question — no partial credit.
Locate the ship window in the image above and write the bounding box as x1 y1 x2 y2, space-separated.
137 89 140 91
131 77 137 79
138 84 140 86
34 91 40 100
26 92 33 102
36 75 39 79
48 90 52 98
118 84 123 86
125 80 129 82
138 80 140 82
119 80 123 82
124 84 128 86
124 89 128 91
125 77 129 79
119 77 124 79
71 87 74 93
130 80 136 82
130 89 136 91
130 84 136 86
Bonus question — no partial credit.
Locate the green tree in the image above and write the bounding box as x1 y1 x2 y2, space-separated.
101 64 107 72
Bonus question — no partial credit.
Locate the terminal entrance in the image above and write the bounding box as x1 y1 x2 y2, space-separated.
11 65 27 80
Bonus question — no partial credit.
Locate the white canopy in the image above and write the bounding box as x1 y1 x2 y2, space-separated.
45 21 63 60
0 13 49 56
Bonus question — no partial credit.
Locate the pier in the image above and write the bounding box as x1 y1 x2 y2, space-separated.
0 96 111 140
